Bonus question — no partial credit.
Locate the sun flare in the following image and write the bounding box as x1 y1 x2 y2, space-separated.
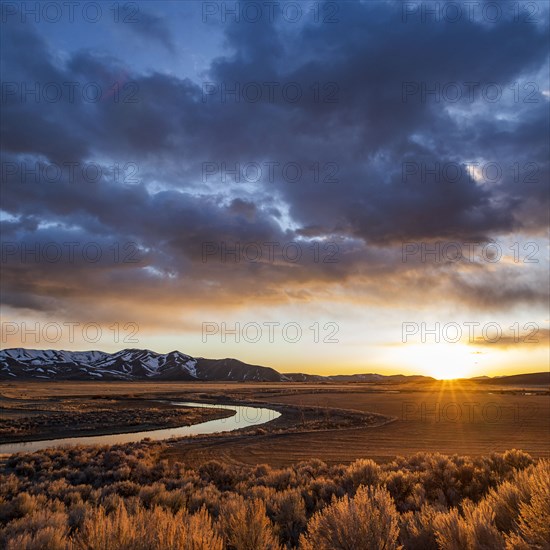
395 344 478 380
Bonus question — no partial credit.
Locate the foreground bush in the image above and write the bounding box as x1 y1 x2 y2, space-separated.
0 445 546 549
74 500 222 550
300 485 401 550
503 459 550 549
432 460 550 550
219 496 281 550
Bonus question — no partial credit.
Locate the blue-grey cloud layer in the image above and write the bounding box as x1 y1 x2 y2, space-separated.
1 1 548 321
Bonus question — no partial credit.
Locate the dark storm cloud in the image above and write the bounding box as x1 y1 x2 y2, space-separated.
125 9 175 53
1 1 548 320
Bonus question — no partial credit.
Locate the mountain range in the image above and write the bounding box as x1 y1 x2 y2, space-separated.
0 348 548 385
0 348 282 382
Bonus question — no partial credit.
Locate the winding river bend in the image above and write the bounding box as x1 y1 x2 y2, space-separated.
0 402 281 455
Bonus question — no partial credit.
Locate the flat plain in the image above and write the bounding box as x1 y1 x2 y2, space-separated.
1 380 548 465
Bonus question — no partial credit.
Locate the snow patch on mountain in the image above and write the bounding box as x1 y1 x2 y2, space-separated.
0 348 277 382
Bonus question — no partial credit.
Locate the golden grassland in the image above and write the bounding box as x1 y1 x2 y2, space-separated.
1 380 548 464
0 380 548 549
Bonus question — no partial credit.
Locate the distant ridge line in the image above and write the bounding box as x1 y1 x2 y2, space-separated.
0 348 548 384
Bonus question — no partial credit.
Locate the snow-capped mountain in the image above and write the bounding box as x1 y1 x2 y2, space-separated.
0 348 546 384
0 348 283 381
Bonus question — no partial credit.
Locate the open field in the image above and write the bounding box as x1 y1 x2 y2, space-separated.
165 385 549 466
0 381 549 548
1 380 548 464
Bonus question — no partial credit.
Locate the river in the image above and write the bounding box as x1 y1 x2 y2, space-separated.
0 401 280 455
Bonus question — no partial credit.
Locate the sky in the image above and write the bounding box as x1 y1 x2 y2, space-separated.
1 0 549 378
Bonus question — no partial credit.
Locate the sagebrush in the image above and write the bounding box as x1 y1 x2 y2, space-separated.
0 444 548 549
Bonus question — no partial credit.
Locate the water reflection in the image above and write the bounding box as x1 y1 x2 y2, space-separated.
0 402 280 455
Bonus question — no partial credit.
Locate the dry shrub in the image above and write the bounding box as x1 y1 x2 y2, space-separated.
219 495 282 550
159 489 188 513
501 450 534 472
137 482 167 507
73 500 222 550
485 477 528 533
67 503 90 532
110 480 140 498
462 500 506 549
432 507 469 550
294 459 329 480
1 509 69 550
0 493 65 524
431 459 549 550
199 460 238 490
299 485 401 550
252 464 272 479
0 492 36 522
505 460 550 549
384 470 419 511
433 500 505 550
344 459 380 492
186 484 222 515
4 526 67 550
399 504 441 550
246 484 276 502
267 488 307 547
303 476 344 513
263 468 296 491
0 474 20 498
0 448 545 549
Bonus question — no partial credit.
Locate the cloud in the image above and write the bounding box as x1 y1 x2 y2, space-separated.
125 10 175 53
471 328 550 349
0 1 548 327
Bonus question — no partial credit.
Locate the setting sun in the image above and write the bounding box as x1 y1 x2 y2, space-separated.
392 344 478 380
